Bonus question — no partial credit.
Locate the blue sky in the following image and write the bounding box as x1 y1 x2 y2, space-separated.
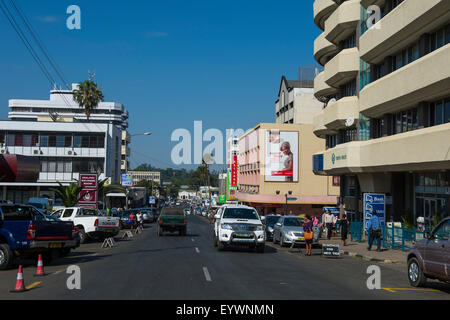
0 0 320 170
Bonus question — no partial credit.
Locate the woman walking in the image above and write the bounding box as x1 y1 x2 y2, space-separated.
303 215 314 256
340 214 349 246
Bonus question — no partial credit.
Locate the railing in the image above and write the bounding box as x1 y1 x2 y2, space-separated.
349 221 429 252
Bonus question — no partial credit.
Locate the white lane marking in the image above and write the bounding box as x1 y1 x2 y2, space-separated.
195 247 200 253
191 238 195 242
203 267 212 282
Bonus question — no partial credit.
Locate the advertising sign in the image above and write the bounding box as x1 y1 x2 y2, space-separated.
322 244 340 258
363 193 386 231
265 130 298 182
149 196 156 205
121 173 133 187
78 173 98 208
231 154 238 187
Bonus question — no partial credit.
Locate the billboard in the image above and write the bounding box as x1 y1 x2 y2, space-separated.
121 173 133 187
231 154 238 187
78 173 98 208
265 130 298 182
363 193 386 231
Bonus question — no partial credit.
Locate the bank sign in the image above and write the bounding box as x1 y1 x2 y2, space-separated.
363 193 386 231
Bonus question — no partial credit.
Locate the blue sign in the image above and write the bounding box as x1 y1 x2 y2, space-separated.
363 193 386 231
149 196 156 204
121 174 133 187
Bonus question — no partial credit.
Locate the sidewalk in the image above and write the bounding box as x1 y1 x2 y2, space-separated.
319 237 408 264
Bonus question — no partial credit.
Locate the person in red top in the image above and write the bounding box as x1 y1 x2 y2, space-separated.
129 212 136 230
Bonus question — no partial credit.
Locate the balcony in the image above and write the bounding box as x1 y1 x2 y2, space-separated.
314 71 338 99
324 47 359 88
314 0 338 30
360 0 450 64
314 32 339 66
325 0 360 45
313 109 337 139
319 123 450 175
360 45 450 118
323 96 360 130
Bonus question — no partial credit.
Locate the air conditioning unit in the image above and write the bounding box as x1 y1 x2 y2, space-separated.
67 150 73 155
0 148 7 154
33 150 40 155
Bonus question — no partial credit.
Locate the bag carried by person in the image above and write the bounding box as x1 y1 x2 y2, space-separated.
304 231 314 240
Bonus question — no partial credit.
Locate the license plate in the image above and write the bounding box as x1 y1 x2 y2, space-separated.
298 237 305 241
49 243 62 248
236 233 251 238
106 230 114 233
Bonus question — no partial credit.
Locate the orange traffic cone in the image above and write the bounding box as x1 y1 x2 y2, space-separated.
10 265 27 293
34 254 46 276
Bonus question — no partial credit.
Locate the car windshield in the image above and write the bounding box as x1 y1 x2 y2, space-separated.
265 216 280 225
284 217 304 227
222 208 259 220
80 208 99 216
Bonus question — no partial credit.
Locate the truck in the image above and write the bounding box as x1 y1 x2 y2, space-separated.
0 204 79 270
157 207 187 236
51 207 120 244
27 197 54 215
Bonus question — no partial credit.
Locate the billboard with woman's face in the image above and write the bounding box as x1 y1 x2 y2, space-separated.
265 130 298 182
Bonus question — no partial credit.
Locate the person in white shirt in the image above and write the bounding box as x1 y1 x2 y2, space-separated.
136 210 143 228
324 210 334 240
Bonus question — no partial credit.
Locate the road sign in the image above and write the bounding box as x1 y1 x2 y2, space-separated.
78 173 98 208
322 244 340 258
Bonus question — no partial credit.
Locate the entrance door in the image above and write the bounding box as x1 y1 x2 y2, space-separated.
424 199 437 225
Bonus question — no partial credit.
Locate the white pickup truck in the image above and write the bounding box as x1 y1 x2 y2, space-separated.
51 207 120 243
213 204 265 253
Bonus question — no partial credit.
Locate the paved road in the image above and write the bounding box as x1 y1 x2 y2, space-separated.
1 214 449 300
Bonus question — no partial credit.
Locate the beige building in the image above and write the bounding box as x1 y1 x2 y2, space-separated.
237 123 339 216
128 171 161 186
312 0 450 224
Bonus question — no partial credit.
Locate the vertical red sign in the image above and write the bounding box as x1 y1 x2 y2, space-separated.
332 176 340 187
231 155 238 187
78 173 98 208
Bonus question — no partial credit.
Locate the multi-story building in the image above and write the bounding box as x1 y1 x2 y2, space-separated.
312 0 450 224
0 121 122 203
121 130 131 173
237 123 339 216
128 171 161 186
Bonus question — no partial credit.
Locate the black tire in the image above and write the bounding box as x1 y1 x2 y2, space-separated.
158 225 163 237
256 244 265 253
408 257 426 287
60 248 71 257
0 243 13 270
78 228 88 244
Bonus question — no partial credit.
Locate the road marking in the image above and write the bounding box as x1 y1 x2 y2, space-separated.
191 238 195 242
382 287 440 293
195 247 200 254
203 267 212 282
26 282 41 290
52 269 65 275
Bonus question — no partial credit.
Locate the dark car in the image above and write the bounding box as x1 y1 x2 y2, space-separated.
157 207 187 236
407 218 450 287
263 215 282 241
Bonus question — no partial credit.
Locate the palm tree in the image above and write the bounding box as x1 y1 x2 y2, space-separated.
50 182 85 207
97 178 126 199
73 74 104 120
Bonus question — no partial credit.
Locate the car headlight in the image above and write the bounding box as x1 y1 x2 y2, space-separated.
221 224 233 230
267 227 274 232
255 225 264 231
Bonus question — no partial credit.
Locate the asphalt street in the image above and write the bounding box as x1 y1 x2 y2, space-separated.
0 214 449 300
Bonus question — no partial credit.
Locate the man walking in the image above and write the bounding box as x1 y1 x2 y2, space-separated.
324 210 334 240
367 210 382 252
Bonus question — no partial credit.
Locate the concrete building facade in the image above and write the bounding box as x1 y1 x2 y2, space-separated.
312 0 450 224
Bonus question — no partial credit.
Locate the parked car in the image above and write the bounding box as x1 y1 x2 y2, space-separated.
213 204 265 253
119 210 135 229
157 207 187 236
27 197 54 215
51 207 120 243
273 216 319 247
263 215 282 241
407 218 450 287
0 204 79 269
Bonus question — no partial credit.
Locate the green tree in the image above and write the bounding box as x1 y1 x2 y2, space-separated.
73 74 105 120
50 182 85 207
136 179 161 197
97 178 126 200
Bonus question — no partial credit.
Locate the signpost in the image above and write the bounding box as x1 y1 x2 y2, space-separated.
322 244 340 258
78 173 98 208
363 193 386 231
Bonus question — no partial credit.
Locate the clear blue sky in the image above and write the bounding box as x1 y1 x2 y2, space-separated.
0 0 320 170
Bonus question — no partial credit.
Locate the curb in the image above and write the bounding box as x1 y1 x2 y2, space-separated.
341 250 402 264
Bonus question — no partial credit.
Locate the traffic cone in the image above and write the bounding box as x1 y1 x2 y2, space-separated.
10 265 27 293
34 254 46 277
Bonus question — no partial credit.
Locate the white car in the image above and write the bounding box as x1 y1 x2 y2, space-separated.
52 207 120 243
213 204 265 253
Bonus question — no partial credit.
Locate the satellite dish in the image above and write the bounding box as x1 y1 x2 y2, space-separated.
203 153 215 165
327 98 337 106
345 117 355 127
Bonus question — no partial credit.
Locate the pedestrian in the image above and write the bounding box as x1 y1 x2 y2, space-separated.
340 214 349 246
129 211 136 231
136 210 143 228
303 215 314 256
366 210 382 252
324 210 334 240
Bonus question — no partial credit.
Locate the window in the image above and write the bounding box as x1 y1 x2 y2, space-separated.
74 136 82 148
48 136 56 147
63 209 74 218
432 220 450 241
81 136 89 148
65 136 72 148
40 136 49 147
56 136 65 148
435 102 443 125
445 100 450 124
14 134 23 146
0 205 33 221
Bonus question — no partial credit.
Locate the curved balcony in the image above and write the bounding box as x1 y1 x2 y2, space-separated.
323 96 360 130
314 0 338 30
360 0 450 64
313 109 336 139
324 47 359 88
314 32 339 66
314 71 338 99
360 45 450 118
325 0 360 45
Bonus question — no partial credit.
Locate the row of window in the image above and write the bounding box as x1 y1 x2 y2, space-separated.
0 133 105 148
361 0 405 36
40 158 104 173
10 107 124 115
325 128 358 149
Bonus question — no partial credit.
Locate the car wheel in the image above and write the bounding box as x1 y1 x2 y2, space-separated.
60 248 71 257
408 257 426 287
256 244 265 253
78 228 88 244
157 225 163 237
0 243 13 270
